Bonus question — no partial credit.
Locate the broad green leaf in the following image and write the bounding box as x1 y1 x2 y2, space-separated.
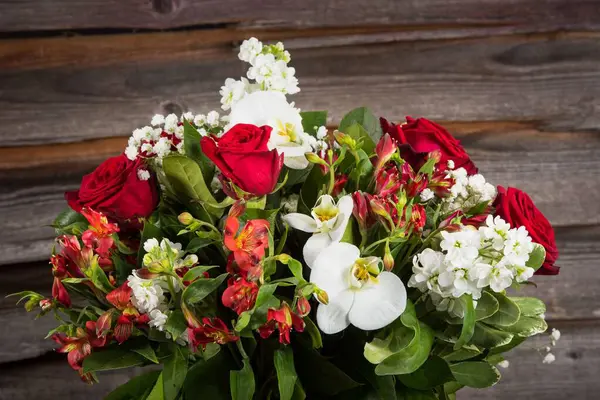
162 155 221 217
183 273 228 305
82 348 145 373
396 388 437 400
443 381 464 395
182 265 219 282
489 335 526 355
299 165 327 213
183 120 214 184
503 315 548 338
105 370 161 400
274 347 298 400
338 106 383 144
230 358 255 400
138 219 163 264
163 345 188 400
376 322 434 376
511 297 546 317
186 237 215 253
475 291 499 321
482 292 520 326
454 295 475 350
130 340 159 364
470 323 514 348
84 257 114 293
345 122 376 155
300 111 328 135
164 310 188 341
439 344 481 362
397 356 453 390
53 208 89 236
112 255 136 285
291 380 307 400
182 349 234 399
450 361 500 388
526 243 546 271
303 316 323 349
147 372 165 400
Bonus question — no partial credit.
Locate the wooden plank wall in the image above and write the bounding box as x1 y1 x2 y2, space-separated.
1 1 599 398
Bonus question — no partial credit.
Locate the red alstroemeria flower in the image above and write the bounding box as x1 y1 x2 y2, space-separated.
296 296 311 318
81 208 119 270
224 215 270 277
332 174 348 197
375 167 402 199
57 235 93 273
258 302 305 345
99 283 148 343
352 191 376 231
50 254 72 307
188 317 239 350
401 204 427 233
222 277 259 315
372 133 398 172
52 320 108 382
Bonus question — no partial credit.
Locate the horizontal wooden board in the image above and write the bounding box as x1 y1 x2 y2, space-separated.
1 224 597 363
2 32 600 148
0 0 599 32
0 320 596 400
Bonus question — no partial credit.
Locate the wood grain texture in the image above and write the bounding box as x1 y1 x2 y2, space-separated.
1 224 596 363
0 0 599 32
0 320 595 400
2 32 600 148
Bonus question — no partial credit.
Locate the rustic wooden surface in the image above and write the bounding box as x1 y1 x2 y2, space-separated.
1 0 599 398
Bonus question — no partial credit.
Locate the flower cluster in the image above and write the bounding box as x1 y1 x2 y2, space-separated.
442 167 497 214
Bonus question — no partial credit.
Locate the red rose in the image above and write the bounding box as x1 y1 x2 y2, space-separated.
380 116 478 175
65 154 158 226
201 124 283 196
493 186 559 275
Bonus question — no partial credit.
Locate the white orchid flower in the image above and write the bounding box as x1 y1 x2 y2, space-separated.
310 242 407 334
283 195 353 268
227 90 313 169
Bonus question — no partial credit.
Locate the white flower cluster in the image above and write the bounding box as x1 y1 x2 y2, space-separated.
408 215 536 316
442 168 497 213
125 111 225 164
127 238 198 335
219 37 299 111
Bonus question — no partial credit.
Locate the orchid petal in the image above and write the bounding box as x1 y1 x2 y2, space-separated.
283 155 310 170
282 213 318 233
329 195 353 242
349 271 406 331
316 289 354 334
303 232 333 268
310 242 359 298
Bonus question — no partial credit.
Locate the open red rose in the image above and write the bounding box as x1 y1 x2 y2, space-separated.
65 154 158 227
494 186 559 275
201 124 283 196
380 116 478 175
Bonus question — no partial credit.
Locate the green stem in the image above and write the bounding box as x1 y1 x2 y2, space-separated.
363 238 389 255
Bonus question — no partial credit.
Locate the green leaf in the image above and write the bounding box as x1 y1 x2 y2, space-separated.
164 310 188 341
526 243 546 271
303 316 323 349
183 273 228 305
182 265 219 282
236 283 279 331
138 219 163 264
376 322 434 375
186 237 215 253
162 154 221 217
84 256 114 293
112 255 136 285
488 335 526 355
183 348 233 399
147 372 165 400
163 345 188 400
274 347 298 400
503 315 548 338
475 291 500 321
438 344 481 362
338 107 383 144
82 348 145 373
53 208 88 236
454 295 475 350
299 165 327 213
397 356 453 390
105 370 161 400
300 111 328 135
130 341 159 364
482 292 520 326
443 381 464 395
396 387 438 400
183 120 214 184
450 361 500 388
230 358 255 400
511 297 546 317
345 122 376 155
470 323 514 348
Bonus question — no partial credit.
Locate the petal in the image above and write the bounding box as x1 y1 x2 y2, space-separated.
282 213 317 233
349 271 407 331
329 195 353 242
303 232 333 268
310 242 359 298
316 289 354 334
283 155 310 170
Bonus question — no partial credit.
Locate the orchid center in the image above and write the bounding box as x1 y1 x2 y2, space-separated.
311 195 341 232
349 257 383 289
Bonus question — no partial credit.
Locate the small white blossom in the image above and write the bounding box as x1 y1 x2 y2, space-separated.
164 114 179 132
144 238 160 252
127 273 165 314
181 112 194 122
153 138 172 159
239 37 263 64
420 188 435 202
206 111 220 127
481 215 511 251
137 169 151 181
316 126 328 139
497 360 510 369
149 309 169 331
504 226 534 265
281 194 300 214
151 114 165 126
408 249 446 294
125 145 138 161
220 78 248 110
193 114 206 126
447 160 455 169
440 230 481 268
542 353 556 364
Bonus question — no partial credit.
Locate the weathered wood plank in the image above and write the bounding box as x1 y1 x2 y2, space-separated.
0 320 595 400
2 33 600 148
1 224 596 363
0 0 599 32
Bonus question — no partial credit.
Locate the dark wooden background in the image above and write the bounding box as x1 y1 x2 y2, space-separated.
1 1 600 398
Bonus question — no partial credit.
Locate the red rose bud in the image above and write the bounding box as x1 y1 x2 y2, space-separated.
494 186 559 275
201 124 283 196
222 277 259 315
373 133 398 172
65 154 158 229
296 296 311 317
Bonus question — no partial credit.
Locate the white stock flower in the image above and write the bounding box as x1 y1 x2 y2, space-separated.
420 188 435 202
408 249 446 294
149 309 169 331
143 238 160 252
440 230 480 267
470 261 514 293
443 169 496 213
227 91 312 169
310 243 407 334
239 37 263 63
481 215 511 250
316 126 328 139
125 144 138 161
504 226 534 265
283 195 353 268
127 273 165 314
220 78 248 110
206 111 220 127
164 114 179 132
193 114 206 126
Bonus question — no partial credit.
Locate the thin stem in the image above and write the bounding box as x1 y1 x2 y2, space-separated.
363 238 389 255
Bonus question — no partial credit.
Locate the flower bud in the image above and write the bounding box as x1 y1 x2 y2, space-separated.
314 288 329 305
305 152 329 166
334 131 357 149
383 242 394 271
296 297 311 317
39 299 53 311
373 133 398 172
178 212 194 226
276 254 291 264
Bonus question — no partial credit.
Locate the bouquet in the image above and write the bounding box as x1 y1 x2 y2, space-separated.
14 37 562 400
